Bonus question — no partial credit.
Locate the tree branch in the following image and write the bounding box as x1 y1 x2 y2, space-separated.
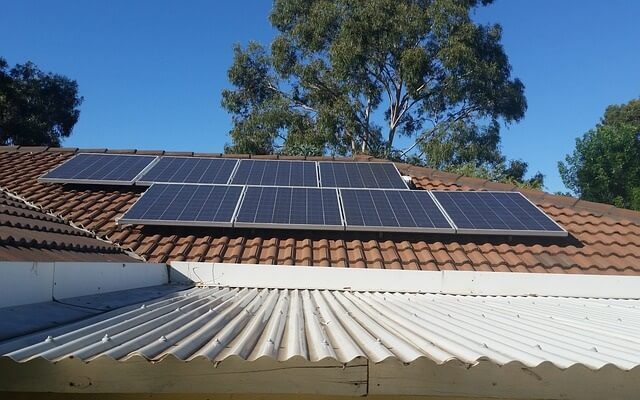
399 105 480 158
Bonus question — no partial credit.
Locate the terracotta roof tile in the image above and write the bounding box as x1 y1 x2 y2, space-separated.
346 240 366 268
0 189 136 262
259 237 278 264
313 239 331 267
295 238 313 266
2 146 640 275
277 238 296 265
242 237 263 264
329 239 348 268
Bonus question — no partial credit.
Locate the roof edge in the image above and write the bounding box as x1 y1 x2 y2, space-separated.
0 186 145 261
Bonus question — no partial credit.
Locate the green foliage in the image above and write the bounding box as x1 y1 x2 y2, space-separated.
559 122 640 210
444 159 544 190
601 98 640 127
559 97 640 210
222 0 526 162
0 57 83 146
410 119 544 188
419 120 503 169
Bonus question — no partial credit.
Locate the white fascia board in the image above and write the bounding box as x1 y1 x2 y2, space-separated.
53 262 169 300
0 262 55 307
0 261 169 308
170 261 640 299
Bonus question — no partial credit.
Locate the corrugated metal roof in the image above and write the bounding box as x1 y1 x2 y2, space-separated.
2 286 640 370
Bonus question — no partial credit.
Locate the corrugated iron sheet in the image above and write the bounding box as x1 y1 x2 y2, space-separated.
2 286 639 370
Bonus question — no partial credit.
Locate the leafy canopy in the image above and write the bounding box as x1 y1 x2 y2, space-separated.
559 98 640 210
222 0 526 165
0 57 83 146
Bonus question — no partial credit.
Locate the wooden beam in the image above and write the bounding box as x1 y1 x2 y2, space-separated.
369 358 640 400
0 357 367 396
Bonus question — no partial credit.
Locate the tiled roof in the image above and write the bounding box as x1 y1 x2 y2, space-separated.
1 146 639 274
0 179 138 262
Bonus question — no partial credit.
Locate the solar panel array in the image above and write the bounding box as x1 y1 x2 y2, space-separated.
137 157 237 185
118 184 243 227
40 153 566 236
340 189 454 233
39 154 408 188
235 186 342 229
39 154 157 185
432 191 566 236
231 160 318 187
319 162 408 189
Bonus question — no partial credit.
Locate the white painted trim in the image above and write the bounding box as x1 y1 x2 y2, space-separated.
52 262 168 299
0 262 55 307
0 262 169 308
170 262 640 299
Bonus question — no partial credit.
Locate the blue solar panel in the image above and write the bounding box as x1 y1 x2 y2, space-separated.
118 184 243 227
235 186 342 230
340 189 454 233
39 153 157 185
230 160 318 187
137 157 238 185
432 191 567 236
319 162 408 189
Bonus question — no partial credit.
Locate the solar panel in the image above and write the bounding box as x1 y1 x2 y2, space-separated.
340 189 455 233
39 153 157 185
118 184 243 227
231 160 318 187
137 157 238 185
235 186 343 230
319 162 408 189
431 191 567 236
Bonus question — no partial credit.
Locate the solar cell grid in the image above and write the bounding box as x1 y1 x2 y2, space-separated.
431 191 567 236
118 183 243 227
340 189 454 233
319 162 408 189
39 153 157 185
235 186 343 230
231 160 318 187
137 157 237 185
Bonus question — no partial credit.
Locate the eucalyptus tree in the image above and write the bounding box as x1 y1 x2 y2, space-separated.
222 0 526 164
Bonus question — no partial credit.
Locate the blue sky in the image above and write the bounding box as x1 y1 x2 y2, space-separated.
1 1 638 193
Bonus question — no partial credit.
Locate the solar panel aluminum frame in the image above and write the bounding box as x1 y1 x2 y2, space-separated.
430 190 569 237
233 185 345 231
134 156 240 186
38 153 160 186
340 188 456 234
318 161 410 190
116 184 246 228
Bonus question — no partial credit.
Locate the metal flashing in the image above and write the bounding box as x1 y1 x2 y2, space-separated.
170 262 640 299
